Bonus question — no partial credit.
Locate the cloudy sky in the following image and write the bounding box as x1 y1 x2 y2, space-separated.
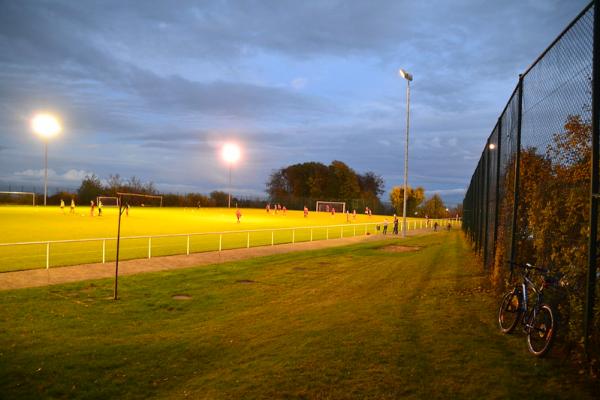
0 0 590 206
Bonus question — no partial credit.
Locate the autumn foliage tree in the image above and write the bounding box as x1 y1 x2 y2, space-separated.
389 186 425 216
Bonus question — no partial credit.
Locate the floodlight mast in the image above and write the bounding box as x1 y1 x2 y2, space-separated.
222 143 241 208
31 113 62 206
398 69 412 238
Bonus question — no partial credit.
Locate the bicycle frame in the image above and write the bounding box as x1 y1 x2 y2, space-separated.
516 269 545 332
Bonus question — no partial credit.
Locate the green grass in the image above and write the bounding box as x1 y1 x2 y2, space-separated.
0 231 595 399
0 206 446 272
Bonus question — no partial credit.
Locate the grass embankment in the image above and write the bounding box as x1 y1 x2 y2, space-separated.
1 231 594 399
0 206 448 272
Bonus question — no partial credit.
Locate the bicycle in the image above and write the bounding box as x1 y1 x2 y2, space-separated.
498 261 559 357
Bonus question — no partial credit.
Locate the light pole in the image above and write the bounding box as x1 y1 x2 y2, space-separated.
31 113 62 206
398 68 413 238
221 143 241 208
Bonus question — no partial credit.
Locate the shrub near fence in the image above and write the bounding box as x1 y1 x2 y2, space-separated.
463 1 600 363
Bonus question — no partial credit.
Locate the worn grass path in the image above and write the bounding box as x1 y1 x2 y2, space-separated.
0 230 596 399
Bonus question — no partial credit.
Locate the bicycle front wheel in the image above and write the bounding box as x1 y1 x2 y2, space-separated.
527 304 555 357
498 290 522 333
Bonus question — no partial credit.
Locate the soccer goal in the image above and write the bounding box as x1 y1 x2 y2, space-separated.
0 191 36 206
315 201 345 213
97 196 120 207
116 192 163 207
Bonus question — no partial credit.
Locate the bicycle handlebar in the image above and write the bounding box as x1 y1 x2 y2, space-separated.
506 261 549 274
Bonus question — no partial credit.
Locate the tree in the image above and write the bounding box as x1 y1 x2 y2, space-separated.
358 172 385 197
389 186 425 216
265 161 383 209
210 191 229 207
327 160 360 201
421 194 446 218
77 174 103 203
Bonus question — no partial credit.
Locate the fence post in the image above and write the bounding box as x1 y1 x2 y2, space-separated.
102 239 106 264
219 234 222 251
148 237 152 259
310 228 313 241
483 137 491 269
341 227 343 238
354 226 356 236
493 118 502 264
326 228 329 240
187 235 190 255
271 231 274 246
46 242 50 269
247 232 250 248
292 229 295 244
509 74 524 273
584 0 600 356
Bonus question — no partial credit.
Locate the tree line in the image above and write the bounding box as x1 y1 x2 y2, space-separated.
266 160 385 211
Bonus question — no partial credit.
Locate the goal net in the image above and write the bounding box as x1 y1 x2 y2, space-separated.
315 201 346 213
117 192 163 207
97 196 120 207
0 191 36 206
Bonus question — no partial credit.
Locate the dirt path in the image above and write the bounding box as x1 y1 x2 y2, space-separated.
0 229 432 290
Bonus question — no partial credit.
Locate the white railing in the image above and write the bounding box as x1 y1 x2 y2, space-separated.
0 219 460 272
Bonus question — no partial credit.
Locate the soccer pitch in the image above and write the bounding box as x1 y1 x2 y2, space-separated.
0 206 436 272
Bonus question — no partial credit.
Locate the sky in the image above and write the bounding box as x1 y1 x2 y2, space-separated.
0 0 591 206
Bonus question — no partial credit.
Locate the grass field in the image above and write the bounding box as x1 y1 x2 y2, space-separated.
0 230 595 399
0 206 451 272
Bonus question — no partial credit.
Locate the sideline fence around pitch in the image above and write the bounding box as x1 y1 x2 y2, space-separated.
0 219 459 273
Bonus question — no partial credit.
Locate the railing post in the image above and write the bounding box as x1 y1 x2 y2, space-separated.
247 232 250 248
102 239 106 264
219 234 223 251
271 231 274 246
46 242 50 269
292 229 295 244
326 228 329 240
187 235 190 255
341 227 343 238
354 226 356 236
148 237 152 259
310 228 313 241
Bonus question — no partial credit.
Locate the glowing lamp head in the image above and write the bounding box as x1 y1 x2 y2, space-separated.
222 143 241 164
32 113 62 139
398 68 413 81
489 143 496 150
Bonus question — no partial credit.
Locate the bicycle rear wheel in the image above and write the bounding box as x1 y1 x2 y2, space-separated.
527 304 555 357
498 290 522 333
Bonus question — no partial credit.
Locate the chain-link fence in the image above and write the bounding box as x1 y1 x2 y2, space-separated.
463 1 600 361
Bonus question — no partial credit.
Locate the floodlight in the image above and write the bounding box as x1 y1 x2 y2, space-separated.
222 143 241 164
398 69 413 82
32 113 62 139
31 112 62 206
489 143 496 150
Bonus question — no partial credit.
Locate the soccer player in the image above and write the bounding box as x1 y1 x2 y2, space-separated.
60 199 65 213
90 200 95 217
98 200 103 216
303 206 308 218
353 209 357 220
236 208 242 223
70 198 76 214
282 205 287 215
126 203 130 217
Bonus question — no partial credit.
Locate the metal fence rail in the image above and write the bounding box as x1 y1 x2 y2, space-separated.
463 0 599 358
0 219 458 272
